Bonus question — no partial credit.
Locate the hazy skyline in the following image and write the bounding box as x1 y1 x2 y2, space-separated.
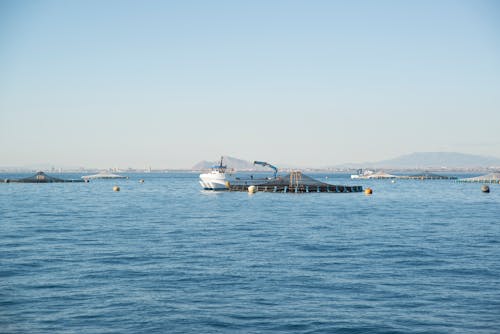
1 1 499 169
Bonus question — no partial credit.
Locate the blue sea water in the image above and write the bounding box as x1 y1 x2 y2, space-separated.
1 172 499 333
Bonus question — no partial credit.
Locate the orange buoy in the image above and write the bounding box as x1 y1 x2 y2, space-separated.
364 188 373 195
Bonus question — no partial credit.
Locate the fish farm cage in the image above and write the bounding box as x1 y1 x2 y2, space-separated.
227 171 363 193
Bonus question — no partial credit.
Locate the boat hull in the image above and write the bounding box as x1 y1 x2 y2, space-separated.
199 172 270 191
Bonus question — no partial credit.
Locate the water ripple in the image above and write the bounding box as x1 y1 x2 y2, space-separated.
1 173 499 333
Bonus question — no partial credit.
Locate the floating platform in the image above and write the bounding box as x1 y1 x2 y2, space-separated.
3 171 84 183
81 172 127 180
457 172 500 183
228 184 363 193
227 171 363 193
399 172 457 180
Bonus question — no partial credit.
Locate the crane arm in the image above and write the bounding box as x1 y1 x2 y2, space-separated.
253 161 278 178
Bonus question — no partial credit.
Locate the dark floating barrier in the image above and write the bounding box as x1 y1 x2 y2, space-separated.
3 171 84 183
228 171 363 193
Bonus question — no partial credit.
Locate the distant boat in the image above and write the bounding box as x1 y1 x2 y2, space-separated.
351 169 374 179
352 170 396 179
81 172 127 180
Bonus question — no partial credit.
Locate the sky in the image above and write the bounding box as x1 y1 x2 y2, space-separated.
1 0 499 169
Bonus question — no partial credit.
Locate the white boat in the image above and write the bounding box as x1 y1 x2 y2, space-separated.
199 159 231 190
82 172 127 180
199 157 276 190
351 169 374 179
351 169 396 179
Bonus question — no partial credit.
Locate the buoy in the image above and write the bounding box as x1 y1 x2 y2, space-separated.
113 185 120 192
364 188 373 195
481 185 490 193
225 181 231 189
248 185 257 194
139 179 144 183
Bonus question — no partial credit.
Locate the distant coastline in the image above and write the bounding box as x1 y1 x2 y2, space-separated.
1 167 498 174
2 152 499 174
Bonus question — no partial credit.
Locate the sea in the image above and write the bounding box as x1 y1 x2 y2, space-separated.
1 172 499 333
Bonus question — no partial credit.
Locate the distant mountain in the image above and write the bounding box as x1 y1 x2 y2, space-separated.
192 156 271 171
338 152 500 169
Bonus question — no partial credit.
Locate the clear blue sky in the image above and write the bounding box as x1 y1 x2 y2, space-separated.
1 0 499 169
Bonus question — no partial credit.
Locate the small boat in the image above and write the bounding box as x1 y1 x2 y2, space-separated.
199 157 276 190
351 169 374 179
81 172 127 180
352 170 396 179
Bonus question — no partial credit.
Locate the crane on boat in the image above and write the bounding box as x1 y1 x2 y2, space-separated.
253 161 278 178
